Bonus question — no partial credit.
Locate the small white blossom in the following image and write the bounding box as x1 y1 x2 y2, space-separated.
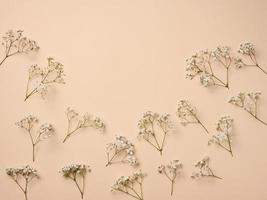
106 135 138 167
138 111 172 155
6 165 39 200
235 43 267 74
229 92 266 126
176 100 208 133
63 107 105 143
111 171 145 200
61 164 91 199
157 160 183 195
24 57 65 101
16 115 55 161
191 156 222 179
208 116 234 156
0 30 39 67
186 47 231 88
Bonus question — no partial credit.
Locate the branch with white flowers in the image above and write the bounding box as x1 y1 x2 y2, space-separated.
208 116 234 156
106 135 138 167
6 165 39 200
63 107 105 143
138 111 172 155
15 115 54 162
157 160 182 195
111 171 145 200
24 58 65 101
0 30 39 67
61 164 91 199
229 92 267 126
186 46 232 89
234 43 267 75
177 100 209 134
191 156 222 180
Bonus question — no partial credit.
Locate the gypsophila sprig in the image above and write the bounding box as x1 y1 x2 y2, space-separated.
24 57 65 101
177 100 209 134
6 165 39 200
234 43 267 74
229 92 267 126
186 47 231 89
106 135 138 167
157 160 182 196
191 156 222 180
138 111 172 155
208 116 234 156
0 30 39 67
111 170 145 200
15 115 55 161
61 164 91 199
63 107 105 143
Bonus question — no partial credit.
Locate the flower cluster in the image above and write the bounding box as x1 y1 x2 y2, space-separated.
229 92 266 126
16 115 55 161
208 116 234 156
138 111 172 155
176 100 208 133
234 42 267 74
106 135 138 167
186 47 231 89
0 30 39 67
63 107 105 143
191 156 222 179
24 57 65 101
61 164 91 199
6 165 38 200
111 171 145 200
157 160 183 195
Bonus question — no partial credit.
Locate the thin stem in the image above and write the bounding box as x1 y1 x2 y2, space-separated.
32 144 36 162
73 176 84 199
196 117 209 134
116 188 141 200
171 180 174 196
246 110 267 126
0 55 8 66
106 148 127 166
226 134 233 157
63 124 81 143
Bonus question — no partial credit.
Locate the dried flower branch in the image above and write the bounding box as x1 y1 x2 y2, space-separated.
63 107 105 143
15 115 55 162
111 171 145 200
106 135 138 167
208 116 234 156
138 111 172 155
191 156 222 179
234 43 267 74
186 46 232 89
157 160 182 195
6 165 39 200
229 92 267 126
0 30 39 67
24 57 65 101
61 164 91 199
177 100 209 134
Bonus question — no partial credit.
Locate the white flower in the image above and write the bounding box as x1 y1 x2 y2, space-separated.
238 43 255 55
106 135 138 167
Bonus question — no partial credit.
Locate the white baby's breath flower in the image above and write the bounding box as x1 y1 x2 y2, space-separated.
6 165 39 200
16 115 55 161
157 160 183 195
63 107 105 143
61 164 91 199
106 135 139 167
191 156 222 180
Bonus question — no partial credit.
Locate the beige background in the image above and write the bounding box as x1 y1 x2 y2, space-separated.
1 0 267 199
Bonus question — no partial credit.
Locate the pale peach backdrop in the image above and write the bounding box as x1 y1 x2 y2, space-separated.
1 0 267 199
